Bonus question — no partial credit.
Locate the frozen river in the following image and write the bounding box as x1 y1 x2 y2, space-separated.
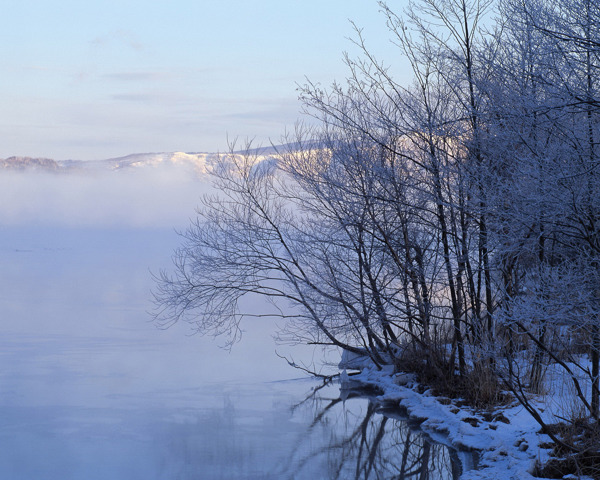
0 221 474 478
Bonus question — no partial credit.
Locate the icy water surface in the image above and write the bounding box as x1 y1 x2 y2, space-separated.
0 227 474 479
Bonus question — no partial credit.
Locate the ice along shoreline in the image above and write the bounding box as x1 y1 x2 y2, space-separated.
341 366 556 480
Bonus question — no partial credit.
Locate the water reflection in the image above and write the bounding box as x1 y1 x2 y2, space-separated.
0 226 476 479
280 382 474 479
0 380 475 479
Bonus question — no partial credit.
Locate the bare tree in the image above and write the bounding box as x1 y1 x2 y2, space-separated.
154 2 600 467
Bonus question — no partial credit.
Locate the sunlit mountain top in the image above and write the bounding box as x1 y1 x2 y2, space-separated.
0 152 214 174
0 151 278 177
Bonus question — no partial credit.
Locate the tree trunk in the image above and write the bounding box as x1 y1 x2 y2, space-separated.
592 323 599 419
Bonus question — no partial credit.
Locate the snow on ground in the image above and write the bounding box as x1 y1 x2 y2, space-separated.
346 366 562 480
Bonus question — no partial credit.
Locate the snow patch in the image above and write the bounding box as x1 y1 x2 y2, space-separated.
343 367 557 480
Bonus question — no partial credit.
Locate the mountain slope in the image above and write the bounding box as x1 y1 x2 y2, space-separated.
0 152 219 176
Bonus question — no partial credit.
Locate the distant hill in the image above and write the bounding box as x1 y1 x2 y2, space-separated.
77 152 219 176
0 147 296 178
0 152 230 177
0 156 61 171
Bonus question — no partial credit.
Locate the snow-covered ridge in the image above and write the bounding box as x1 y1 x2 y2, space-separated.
0 152 216 176
88 152 215 174
0 151 278 177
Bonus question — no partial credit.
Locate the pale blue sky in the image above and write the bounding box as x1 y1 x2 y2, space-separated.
0 0 409 160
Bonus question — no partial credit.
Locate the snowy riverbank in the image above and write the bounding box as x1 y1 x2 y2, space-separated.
343 366 561 480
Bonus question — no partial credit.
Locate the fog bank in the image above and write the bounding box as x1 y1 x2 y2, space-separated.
0 166 210 228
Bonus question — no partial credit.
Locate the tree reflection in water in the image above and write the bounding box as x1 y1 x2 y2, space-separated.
280 381 473 480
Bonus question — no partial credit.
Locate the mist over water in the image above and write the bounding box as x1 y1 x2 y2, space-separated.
0 166 207 228
0 166 322 479
0 165 309 393
0 165 475 479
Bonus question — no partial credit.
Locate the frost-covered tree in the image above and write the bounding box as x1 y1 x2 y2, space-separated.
480 0 600 429
155 1 600 458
